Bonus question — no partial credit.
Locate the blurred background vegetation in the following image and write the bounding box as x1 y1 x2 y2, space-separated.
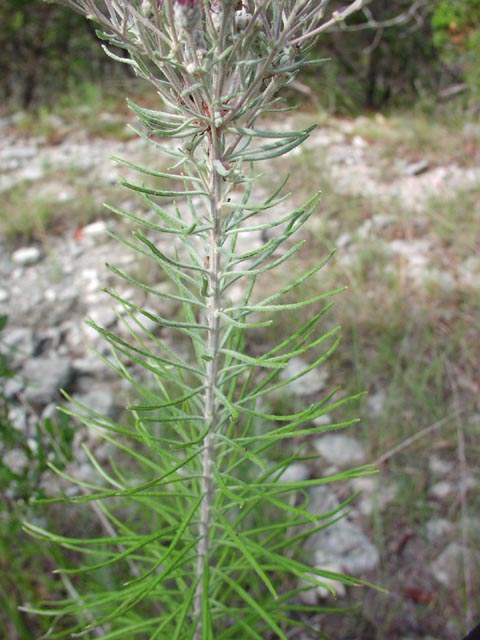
0 0 479 114
0 0 128 110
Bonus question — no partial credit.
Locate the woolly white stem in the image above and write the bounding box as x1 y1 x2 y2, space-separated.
193 124 224 639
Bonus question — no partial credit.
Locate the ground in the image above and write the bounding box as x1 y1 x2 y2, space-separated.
0 96 479 639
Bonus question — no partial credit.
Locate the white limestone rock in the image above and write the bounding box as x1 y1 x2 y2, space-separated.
3 448 29 474
302 485 379 586
23 355 74 406
312 433 366 469
279 357 328 397
275 462 310 484
431 543 480 588
82 220 109 243
424 518 454 543
12 246 42 266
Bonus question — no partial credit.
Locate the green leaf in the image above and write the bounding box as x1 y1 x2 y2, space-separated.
220 348 287 369
228 123 316 139
171 578 199 640
112 157 202 182
227 126 315 162
120 178 206 198
214 569 288 640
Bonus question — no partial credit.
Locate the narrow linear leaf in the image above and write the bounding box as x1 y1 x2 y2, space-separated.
214 569 287 640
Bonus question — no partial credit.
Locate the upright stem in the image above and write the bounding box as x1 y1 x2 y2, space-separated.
193 125 223 638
